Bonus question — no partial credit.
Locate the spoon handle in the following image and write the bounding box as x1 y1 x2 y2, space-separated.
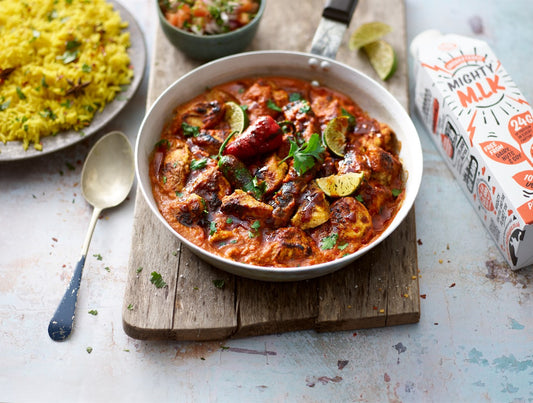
48 206 102 342
47 255 86 341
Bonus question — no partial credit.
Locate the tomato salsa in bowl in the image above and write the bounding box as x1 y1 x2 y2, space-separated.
157 0 264 60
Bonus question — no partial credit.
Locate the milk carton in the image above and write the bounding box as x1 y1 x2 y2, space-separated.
411 30 533 270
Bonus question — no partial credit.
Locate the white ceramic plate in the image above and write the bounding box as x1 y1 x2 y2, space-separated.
136 51 423 281
0 0 146 161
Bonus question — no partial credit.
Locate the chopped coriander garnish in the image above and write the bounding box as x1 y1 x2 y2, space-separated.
280 132 325 175
355 194 364 203
392 188 402 197
209 221 217 236
289 93 302 102
341 107 356 126
136 266 143 273
338 242 349 251
150 271 167 288
213 279 225 289
86 347 93 354
16 87 27 100
251 220 261 231
182 122 200 137
226 217 233 224
0 100 11 111
127 304 133 311
82 63 92 73
320 233 338 250
93 253 103 261
190 158 208 170
267 99 282 112
88 309 98 316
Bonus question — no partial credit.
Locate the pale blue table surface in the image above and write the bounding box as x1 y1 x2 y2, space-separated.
1 0 532 402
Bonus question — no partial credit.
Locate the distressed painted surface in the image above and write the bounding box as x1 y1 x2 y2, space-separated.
1 0 532 402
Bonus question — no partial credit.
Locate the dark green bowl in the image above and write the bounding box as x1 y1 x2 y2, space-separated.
157 0 265 61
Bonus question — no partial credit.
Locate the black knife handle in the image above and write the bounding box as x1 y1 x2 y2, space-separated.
322 0 358 24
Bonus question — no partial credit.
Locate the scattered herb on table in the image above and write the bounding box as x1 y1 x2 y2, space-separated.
150 271 167 288
86 347 93 354
213 279 225 289
88 309 98 316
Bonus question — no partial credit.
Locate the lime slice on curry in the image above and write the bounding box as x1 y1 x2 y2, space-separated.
363 39 397 81
323 116 349 157
225 101 248 134
349 21 392 50
315 172 364 197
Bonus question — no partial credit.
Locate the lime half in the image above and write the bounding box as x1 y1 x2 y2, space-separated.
323 116 349 157
316 172 364 197
225 101 247 134
349 22 392 50
363 40 397 81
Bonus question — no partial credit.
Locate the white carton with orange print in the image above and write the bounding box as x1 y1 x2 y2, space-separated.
411 30 533 270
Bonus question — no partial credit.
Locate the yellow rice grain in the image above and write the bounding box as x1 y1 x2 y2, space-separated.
0 0 133 150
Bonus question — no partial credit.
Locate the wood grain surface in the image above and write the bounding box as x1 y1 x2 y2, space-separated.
122 0 420 341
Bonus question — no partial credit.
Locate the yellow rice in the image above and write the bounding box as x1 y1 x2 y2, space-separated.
0 0 133 150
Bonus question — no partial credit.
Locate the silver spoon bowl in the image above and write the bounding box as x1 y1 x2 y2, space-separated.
48 131 134 341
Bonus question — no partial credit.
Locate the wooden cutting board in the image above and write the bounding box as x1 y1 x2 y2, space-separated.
122 0 419 340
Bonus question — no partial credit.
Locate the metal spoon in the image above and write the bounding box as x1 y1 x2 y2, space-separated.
48 131 135 342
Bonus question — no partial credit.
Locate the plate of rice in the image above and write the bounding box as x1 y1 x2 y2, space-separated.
0 0 146 161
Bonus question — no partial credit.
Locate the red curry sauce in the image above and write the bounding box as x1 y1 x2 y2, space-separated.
150 76 404 267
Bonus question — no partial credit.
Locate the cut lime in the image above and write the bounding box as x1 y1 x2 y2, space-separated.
363 40 397 81
323 116 349 157
349 22 392 51
315 172 364 197
225 101 248 134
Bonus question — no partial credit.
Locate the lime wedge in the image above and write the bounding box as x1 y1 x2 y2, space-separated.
363 40 397 81
225 101 248 134
323 116 349 157
349 22 392 51
315 172 364 197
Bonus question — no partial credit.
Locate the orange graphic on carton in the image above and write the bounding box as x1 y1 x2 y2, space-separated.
478 181 494 212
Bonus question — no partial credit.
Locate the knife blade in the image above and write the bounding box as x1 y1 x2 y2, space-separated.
310 0 358 59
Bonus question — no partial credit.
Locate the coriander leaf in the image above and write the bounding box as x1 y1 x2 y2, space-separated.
190 158 208 170
82 63 92 73
88 309 98 316
338 242 349 251
289 93 302 102
150 271 167 288
209 221 217 236
86 347 93 354
0 100 10 111
182 122 200 137
320 233 338 250
392 188 402 197
267 99 282 112
341 107 356 126
355 194 364 203
213 279 225 289
16 87 27 100
251 220 261 230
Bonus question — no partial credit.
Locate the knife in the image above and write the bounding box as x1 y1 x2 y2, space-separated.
310 0 359 59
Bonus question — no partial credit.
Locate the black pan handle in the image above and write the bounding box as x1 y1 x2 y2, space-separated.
322 0 358 25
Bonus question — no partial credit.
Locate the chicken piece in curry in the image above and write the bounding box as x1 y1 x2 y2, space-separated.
150 77 404 267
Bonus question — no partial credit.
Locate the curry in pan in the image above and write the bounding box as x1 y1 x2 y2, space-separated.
150 76 405 267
